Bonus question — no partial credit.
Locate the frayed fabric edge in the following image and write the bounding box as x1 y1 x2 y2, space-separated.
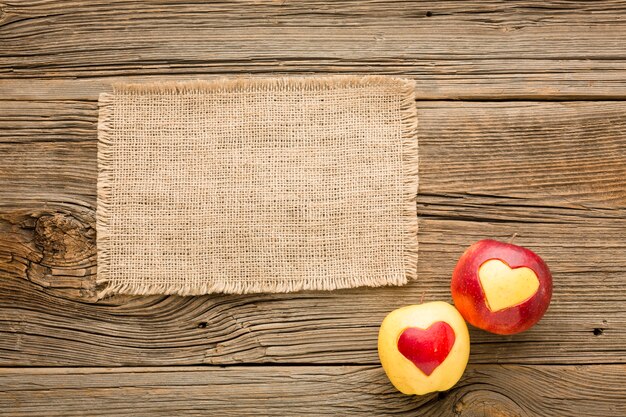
111 75 413 95
96 92 114 298
398 79 419 284
96 274 408 299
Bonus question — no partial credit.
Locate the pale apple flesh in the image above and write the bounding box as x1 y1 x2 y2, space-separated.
478 259 540 312
378 302 470 395
451 239 552 335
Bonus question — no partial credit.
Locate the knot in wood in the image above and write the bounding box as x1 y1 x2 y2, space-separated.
34 212 95 267
454 389 527 417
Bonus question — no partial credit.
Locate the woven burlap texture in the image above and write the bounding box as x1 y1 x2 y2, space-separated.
97 76 418 297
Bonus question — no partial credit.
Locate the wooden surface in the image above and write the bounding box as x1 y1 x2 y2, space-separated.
1 365 625 417
1 1 625 415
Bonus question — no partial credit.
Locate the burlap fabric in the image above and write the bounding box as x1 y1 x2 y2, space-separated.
97 76 418 297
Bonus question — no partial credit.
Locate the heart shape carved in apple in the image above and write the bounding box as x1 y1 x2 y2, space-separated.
478 259 540 312
396 322 456 376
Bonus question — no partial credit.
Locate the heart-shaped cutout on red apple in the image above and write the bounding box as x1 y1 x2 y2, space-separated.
397 321 456 376
478 259 540 312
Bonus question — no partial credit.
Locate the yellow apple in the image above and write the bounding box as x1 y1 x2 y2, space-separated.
378 302 470 395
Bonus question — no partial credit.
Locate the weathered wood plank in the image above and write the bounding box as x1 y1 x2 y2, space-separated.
0 365 624 416
2 100 624 208
0 100 624 366
2 2 626 98
1 218 624 366
6 0 626 27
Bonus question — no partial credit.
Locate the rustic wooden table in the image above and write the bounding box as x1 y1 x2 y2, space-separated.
1 1 625 416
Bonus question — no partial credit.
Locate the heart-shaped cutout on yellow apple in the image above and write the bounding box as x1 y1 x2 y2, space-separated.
478 259 540 312
378 302 470 395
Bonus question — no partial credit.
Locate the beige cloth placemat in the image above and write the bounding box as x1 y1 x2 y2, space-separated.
97 76 418 297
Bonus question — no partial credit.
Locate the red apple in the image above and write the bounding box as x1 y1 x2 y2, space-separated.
450 239 552 335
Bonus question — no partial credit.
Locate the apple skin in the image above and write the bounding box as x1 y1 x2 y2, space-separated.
378 302 470 395
451 239 552 335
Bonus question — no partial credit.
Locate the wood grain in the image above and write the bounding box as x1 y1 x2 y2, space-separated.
1 100 624 366
3 100 624 207
0 365 624 416
2 3 626 413
2 1 626 99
